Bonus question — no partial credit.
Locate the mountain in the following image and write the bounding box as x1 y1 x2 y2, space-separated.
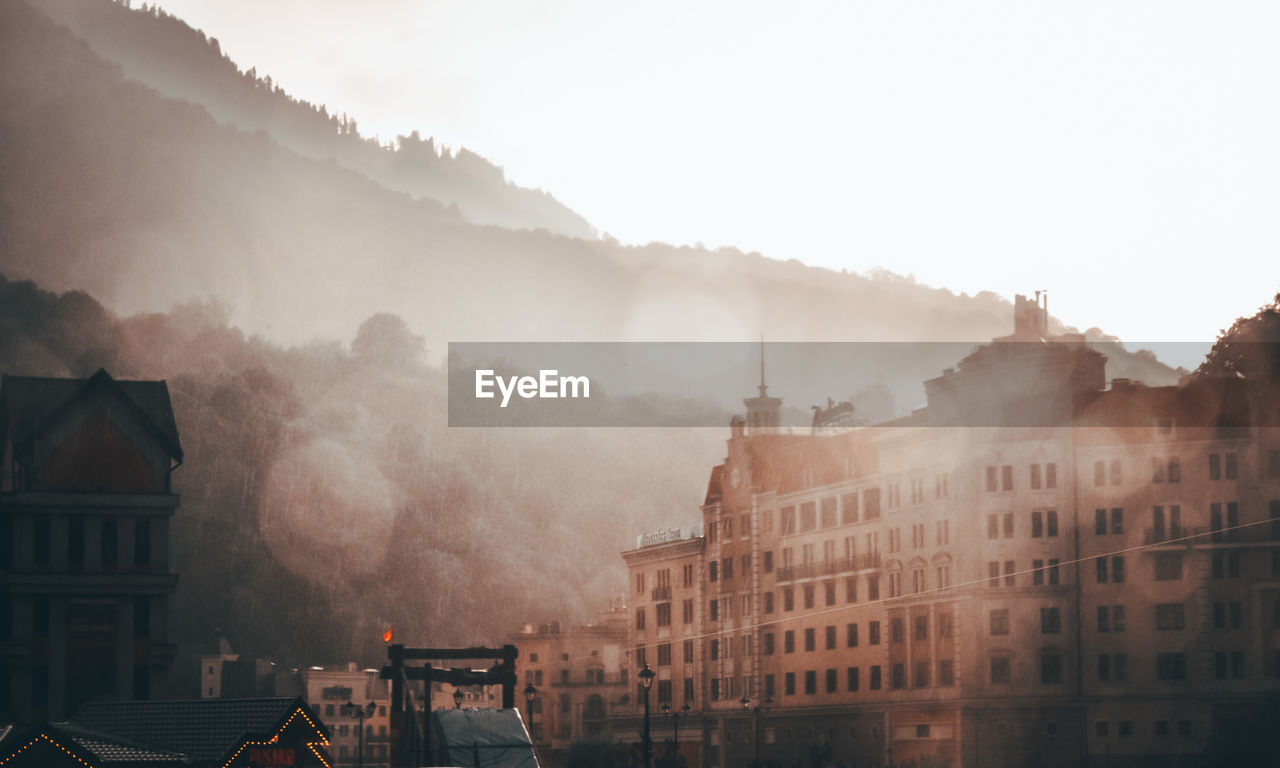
0 0 1194 669
2 0 1183 386
30 0 596 239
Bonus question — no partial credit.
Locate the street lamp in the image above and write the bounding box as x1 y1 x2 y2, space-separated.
453 687 465 709
638 663 656 768
341 700 377 768
742 695 771 768
523 685 539 738
662 702 691 768
524 685 540 764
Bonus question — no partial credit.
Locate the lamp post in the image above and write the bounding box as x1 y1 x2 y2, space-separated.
523 684 539 761
453 687 465 709
662 702 691 768
341 700 377 768
415 692 430 768
639 663 655 768
742 695 772 768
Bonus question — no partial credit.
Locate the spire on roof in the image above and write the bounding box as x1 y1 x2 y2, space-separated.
758 335 768 399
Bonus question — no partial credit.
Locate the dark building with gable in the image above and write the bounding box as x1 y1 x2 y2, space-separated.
0 369 183 721
0 696 332 768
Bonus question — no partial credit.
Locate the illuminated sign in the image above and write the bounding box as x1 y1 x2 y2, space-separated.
246 747 295 767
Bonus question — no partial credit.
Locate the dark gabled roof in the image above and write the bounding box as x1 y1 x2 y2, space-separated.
59 724 189 764
0 722 188 766
69 698 321 763
0 369 182 460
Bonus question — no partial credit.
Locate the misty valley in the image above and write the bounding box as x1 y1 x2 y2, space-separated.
2 1 1279 767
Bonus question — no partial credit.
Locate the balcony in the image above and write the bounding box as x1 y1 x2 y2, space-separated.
1143 526 1188 545
1194 525 1280 546
1144 526 1280 548
775 552 881 583
651 586 671 601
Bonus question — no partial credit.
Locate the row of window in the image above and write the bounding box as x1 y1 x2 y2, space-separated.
775 525 950 569
1094 452 1260 487
986 510 1059 539
777 491 883 536
1095 652 1222 682
1098 547 1267 583
336 744 389 760
646 549 1273 635
712 450 1280 552
0 595 152 642
707 500 1277 597
2 516 153 571
877 649 1271 687
634 564 695 595
988 607 1062 635
987 463 1058 492
1092 450 1280 487
988 559 1062 587
322 704 387 721
1096 720 1193 738
771 661 959 697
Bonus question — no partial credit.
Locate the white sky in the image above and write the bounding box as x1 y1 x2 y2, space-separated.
155 0 1280 368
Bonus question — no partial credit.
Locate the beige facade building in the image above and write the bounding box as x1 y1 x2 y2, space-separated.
301 666 391 767
621 296 1280 767
511 611 630 766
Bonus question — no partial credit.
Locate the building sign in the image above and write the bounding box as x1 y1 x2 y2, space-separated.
637 528 683 548
322 685 353 700
245 747 295 767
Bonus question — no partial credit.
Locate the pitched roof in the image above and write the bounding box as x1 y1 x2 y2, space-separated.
69 698 320 763
59 724 189 764
0 369 182 459
0 722 188 766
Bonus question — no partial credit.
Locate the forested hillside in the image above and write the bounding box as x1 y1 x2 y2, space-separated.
0 275 721 665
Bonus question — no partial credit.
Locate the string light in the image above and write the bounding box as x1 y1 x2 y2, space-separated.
0 733 94 767
219 709 331 768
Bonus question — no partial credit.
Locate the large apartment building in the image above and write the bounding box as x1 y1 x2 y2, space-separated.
621 295 1280 768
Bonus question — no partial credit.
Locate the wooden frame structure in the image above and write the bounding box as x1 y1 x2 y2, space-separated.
380 643 519 766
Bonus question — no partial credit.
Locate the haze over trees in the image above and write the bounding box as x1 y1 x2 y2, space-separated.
0 275 722 668
1195 293 1280 381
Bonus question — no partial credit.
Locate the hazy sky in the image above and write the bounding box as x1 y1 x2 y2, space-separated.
154 0 1279 366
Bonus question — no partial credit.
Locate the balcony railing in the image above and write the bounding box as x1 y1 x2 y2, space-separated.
1145 525 1280 547
1143 526 1188 545
1194 525 1280 545
651 586 671 601
775 552 881 583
